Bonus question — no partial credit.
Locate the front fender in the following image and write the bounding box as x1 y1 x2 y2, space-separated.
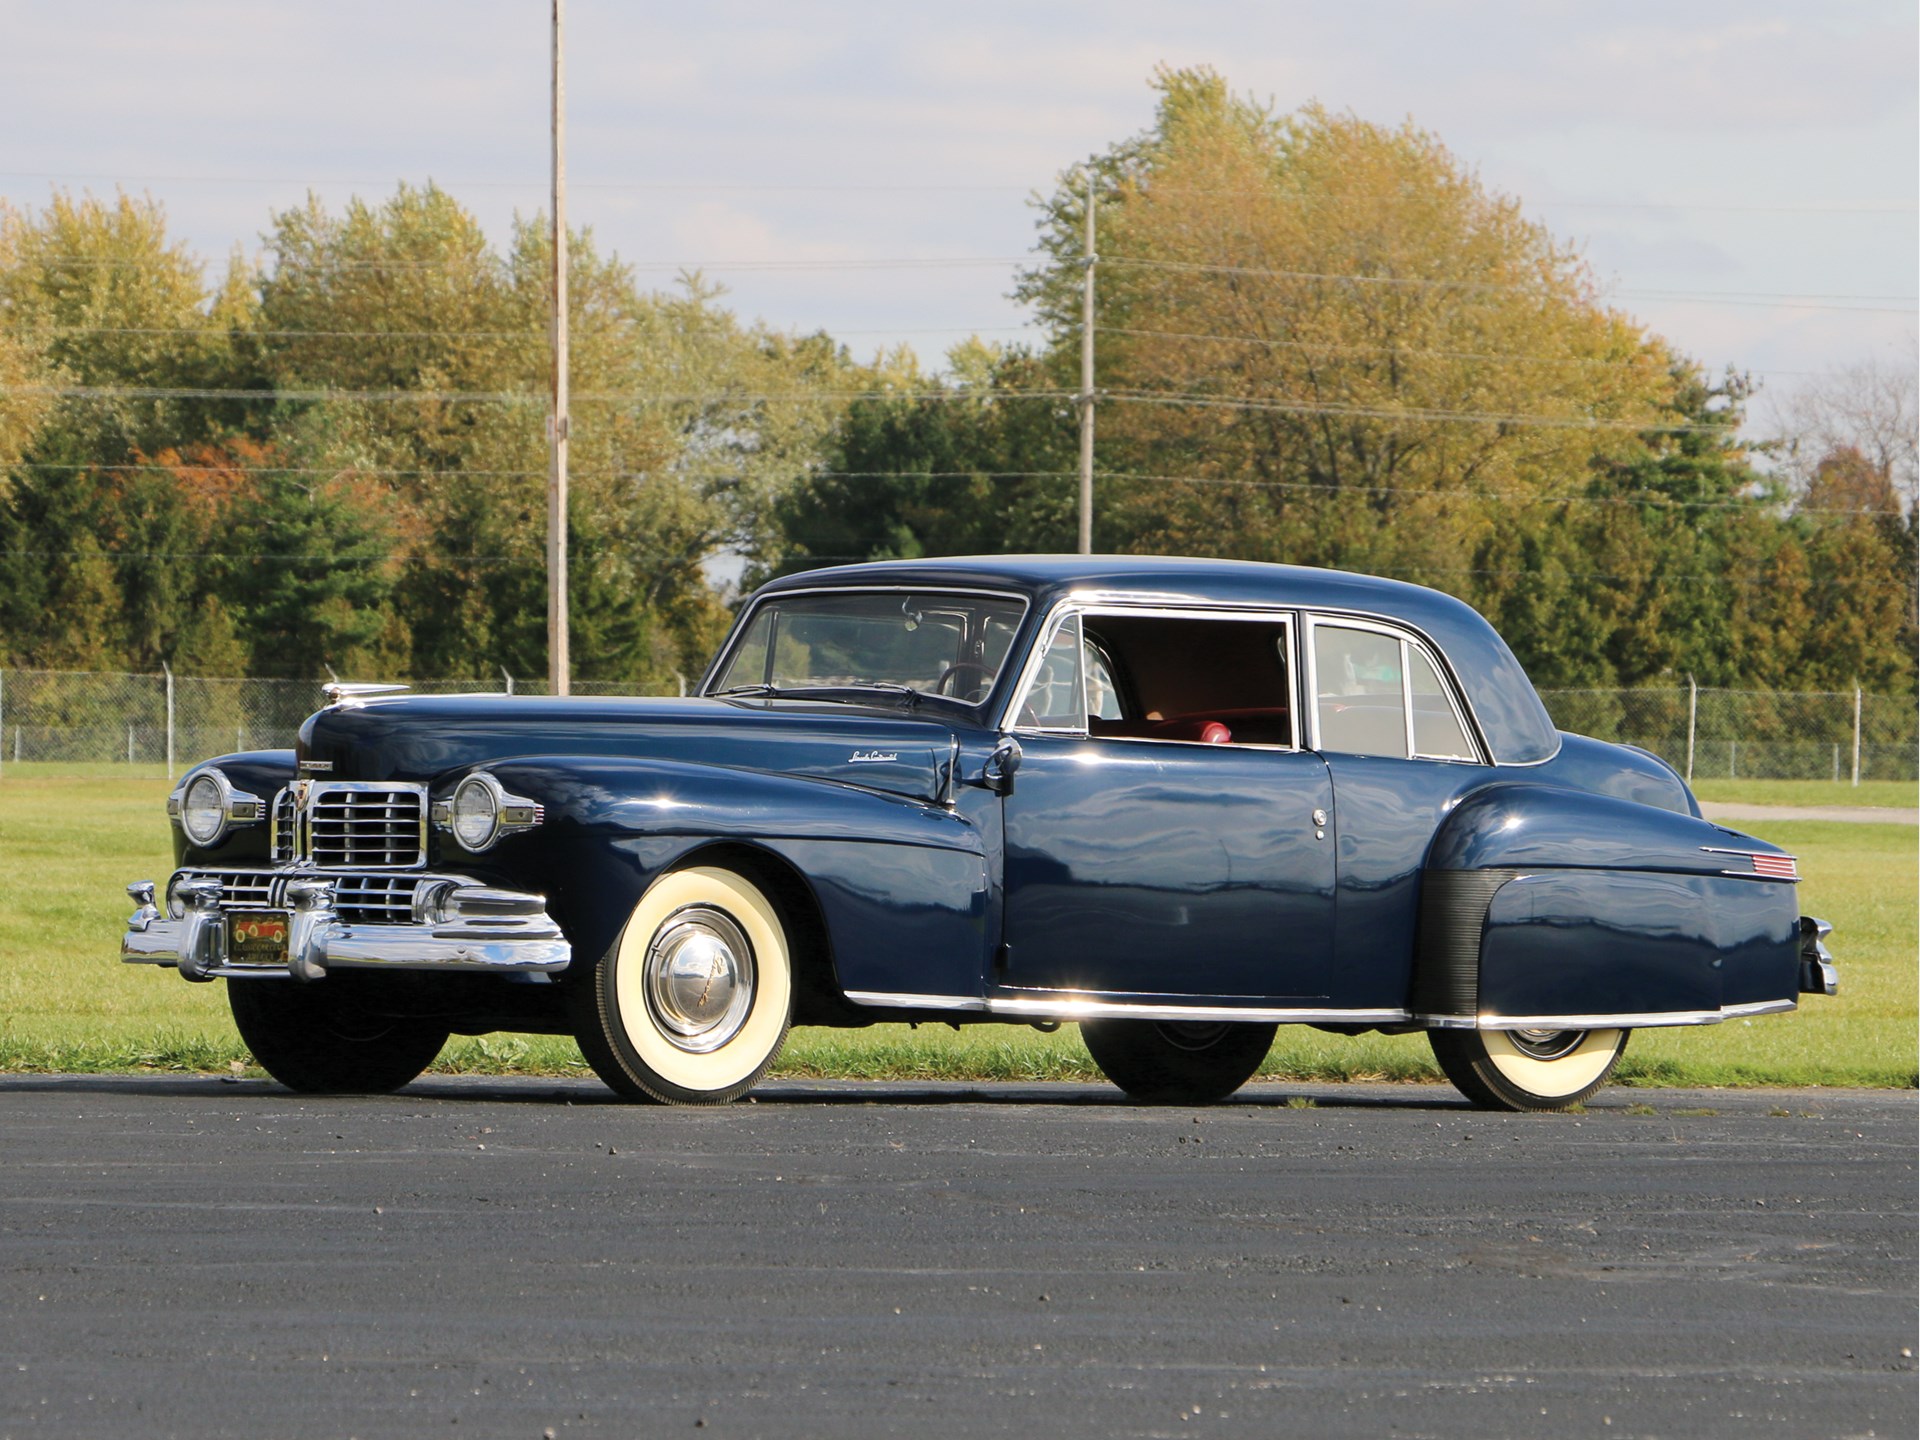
485 754 981 852
174 749 296 868
476 756 991 1001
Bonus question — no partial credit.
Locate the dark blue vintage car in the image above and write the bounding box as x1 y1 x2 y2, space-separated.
123 556 1836 1110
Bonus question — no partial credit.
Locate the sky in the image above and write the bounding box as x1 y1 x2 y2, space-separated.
2 1 1914 416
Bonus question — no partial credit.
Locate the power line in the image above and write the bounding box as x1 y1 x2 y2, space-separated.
0 379 1763 434
1 544 1902 592
11 254 1031 273
15 250 1915 312
1098 255 1919 311
9 460 1901 517
4 170 1913 214
1 379 1743 433
1102 390 1719 433
1093 325 1836 376
0 317 1850 380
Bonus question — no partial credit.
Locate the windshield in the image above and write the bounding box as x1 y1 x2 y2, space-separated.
711 590 1027 705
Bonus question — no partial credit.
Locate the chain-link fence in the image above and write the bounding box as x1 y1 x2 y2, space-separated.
0 668 1912 784
1538 685 1917 783
0 670 682 774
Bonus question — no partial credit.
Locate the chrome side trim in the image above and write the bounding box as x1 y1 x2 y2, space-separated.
1464 1003 1797 1031
991 996 1408 1024
845 990 984 1012
1724 999 1799 1018
847 989 1413 1024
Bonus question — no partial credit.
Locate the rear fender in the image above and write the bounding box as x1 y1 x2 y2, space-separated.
1413 783 1801 1026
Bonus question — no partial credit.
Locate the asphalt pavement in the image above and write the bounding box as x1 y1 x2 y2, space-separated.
0 1075 1913 1440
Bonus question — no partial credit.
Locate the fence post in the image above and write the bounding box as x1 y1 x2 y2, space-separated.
501 666 514 696
1685 674 1697 783
162 662 175 781
1851 684 1862 787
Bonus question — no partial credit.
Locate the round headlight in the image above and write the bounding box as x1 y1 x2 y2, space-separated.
451 775 501 852
181 772 227 845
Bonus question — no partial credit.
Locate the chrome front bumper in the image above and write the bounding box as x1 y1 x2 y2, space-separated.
122 871 571 982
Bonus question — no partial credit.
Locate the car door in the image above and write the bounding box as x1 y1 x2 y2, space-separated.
994 607 1338 1003
1304 614 1491 1007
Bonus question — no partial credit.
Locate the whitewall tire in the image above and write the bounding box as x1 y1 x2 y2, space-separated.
1429 1026 1629 1112
572 866 793 1105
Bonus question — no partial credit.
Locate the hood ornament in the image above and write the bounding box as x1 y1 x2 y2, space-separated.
323 682 411 709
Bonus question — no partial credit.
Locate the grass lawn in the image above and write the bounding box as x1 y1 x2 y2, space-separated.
1691 777 1916 810
1 768 1913 1088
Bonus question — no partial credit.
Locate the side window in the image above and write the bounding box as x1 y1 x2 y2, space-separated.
1408 646 1476 760
1018 614 1086 731
1314 625 1409 759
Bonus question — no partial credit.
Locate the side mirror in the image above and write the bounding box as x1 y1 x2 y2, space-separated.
980 737 1023 795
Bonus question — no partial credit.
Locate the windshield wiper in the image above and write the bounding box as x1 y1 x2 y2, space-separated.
712 683 784 699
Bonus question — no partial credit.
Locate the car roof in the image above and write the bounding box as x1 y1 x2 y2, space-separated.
753 556 1561 765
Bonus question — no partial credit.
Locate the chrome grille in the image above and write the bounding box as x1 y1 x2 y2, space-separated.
204 870 276 910
335 874 418 924
269 788 296 863
308 783 427 869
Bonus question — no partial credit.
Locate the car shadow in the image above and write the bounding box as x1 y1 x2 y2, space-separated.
1 1072 1478 1111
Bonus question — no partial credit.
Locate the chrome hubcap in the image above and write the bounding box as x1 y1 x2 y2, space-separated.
1508 1027 1585 1060
643 906 756 1053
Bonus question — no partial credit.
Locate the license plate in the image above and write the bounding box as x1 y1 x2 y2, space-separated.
227 911 290 967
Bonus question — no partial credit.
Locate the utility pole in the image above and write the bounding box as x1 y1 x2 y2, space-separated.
547 0 572 695
1077 165 1096 555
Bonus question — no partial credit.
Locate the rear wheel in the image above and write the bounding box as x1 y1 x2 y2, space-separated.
1080 1018 1277 1104
1429 1026 1629 1111
570 865 793 1105
228 978 449 1094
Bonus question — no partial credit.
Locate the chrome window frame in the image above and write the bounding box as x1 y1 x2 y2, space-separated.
699 584 1032 704
1000 601 1304 752
1303 612 1486 764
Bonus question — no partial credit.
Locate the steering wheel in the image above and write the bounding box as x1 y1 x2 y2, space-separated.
934 662 993 700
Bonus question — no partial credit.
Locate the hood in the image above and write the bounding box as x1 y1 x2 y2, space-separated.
299 694 965 805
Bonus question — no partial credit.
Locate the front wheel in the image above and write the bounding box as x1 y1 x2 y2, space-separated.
1081 1018 1277 1104
1429 1027 1629 1111
570 865 793 1105
228 978 449 1094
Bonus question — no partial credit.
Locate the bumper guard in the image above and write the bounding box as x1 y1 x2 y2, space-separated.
1797 915 1838 996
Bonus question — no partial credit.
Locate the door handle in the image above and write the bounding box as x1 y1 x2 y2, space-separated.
1312 807 1327 840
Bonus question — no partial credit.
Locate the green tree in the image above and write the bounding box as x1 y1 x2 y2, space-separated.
772 344 1077 574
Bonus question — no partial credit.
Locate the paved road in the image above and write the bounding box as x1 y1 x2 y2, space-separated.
1 1076 1912 1440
